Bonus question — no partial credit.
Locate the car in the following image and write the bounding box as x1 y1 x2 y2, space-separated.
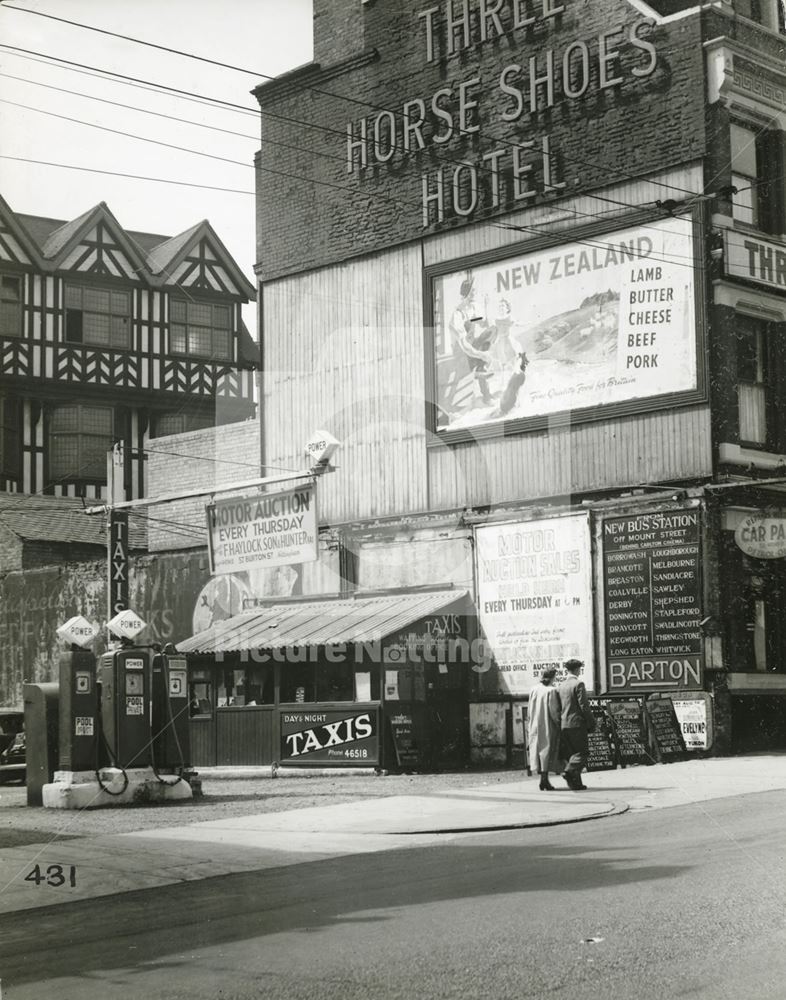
0 708 25 784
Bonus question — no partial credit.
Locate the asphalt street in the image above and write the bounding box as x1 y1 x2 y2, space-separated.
1 785 784 1000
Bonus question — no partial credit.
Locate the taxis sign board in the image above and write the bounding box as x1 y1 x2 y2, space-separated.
206 485 318 575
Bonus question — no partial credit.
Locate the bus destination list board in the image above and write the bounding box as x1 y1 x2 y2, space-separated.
603 511 703 694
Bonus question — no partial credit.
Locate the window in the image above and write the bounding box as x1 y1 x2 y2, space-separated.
49 404 113 482
737 315 769 446
217 665 274 707
736 0 785 29
153 410 214 438
188 678 213 717
64 284 131 349
170 298 231 360
0 395 21 480
730 124 759 228
730 123 786 235
0 275 22 338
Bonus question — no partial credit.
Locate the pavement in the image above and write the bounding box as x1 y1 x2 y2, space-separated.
0 754 784 916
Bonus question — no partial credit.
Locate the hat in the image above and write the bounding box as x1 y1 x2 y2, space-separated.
564 658 584 671
459 277 474 298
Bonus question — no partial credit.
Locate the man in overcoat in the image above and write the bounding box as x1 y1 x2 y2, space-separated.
557 658 596 790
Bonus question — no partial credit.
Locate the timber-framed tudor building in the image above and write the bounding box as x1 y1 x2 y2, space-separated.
0 194 257 502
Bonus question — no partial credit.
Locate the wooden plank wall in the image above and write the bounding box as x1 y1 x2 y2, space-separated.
262 246 429 522
262 166 712 524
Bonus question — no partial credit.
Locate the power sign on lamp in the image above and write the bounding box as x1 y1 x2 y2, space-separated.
107 609 147 641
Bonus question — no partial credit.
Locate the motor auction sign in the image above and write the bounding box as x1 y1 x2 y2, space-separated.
475 513 594 696
206 485 317 575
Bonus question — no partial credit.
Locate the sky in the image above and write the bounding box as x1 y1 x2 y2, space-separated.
0 0 314 334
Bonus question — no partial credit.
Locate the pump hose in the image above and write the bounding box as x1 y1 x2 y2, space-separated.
150 655 185 786
94 706 129 797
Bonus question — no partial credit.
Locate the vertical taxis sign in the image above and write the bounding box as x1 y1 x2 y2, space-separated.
206 485 317 575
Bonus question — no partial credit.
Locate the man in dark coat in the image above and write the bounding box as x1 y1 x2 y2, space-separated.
557 658 596 790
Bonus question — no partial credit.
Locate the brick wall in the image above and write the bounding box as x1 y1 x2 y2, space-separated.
146 420 261 552
255 0 707 281
0 522 22 573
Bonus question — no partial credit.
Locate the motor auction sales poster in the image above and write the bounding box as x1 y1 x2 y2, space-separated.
475 514 594 697
206 485 318 576
433 216 697 432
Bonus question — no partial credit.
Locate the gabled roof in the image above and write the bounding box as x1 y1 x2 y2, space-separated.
41 202 150 278
146 221 203 275
0 193 45 268
1 195 255 302
146 219 256 299
0 494 147 550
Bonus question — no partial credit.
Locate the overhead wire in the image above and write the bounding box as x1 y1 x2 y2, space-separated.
0 2 705 200
0 5 775 218
0 97 709 273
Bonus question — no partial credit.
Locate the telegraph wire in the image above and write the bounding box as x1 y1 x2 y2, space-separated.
0 2 704 200
0 100 708 272
0 18 772 213
7 156 255 195
0 71 349 167
0 40 687 217
0 36 769 274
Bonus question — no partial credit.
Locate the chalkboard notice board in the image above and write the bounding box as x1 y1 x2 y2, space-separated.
606 700 651 766
645 698 687 762
586 702 616 772
389 708 426 770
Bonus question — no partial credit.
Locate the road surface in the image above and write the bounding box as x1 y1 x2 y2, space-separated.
2 789 784 1000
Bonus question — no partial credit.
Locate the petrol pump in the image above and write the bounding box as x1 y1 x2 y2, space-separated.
56 616 100 772
43 610 194 808
152 647 191 772
98 645 153 770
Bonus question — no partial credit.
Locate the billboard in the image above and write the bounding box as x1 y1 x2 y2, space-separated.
206 485 317 576
430 216 698 434
475 514 594 697
602 510 703 693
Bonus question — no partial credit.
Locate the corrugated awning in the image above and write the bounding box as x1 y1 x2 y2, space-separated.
177 588 470 654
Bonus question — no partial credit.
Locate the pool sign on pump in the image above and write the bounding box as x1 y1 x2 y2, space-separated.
107 609 147 641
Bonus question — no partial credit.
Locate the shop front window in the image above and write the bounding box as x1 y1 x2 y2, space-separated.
189 679 213 717
217 665 274 706
280 661 317 704
723 537 786 672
